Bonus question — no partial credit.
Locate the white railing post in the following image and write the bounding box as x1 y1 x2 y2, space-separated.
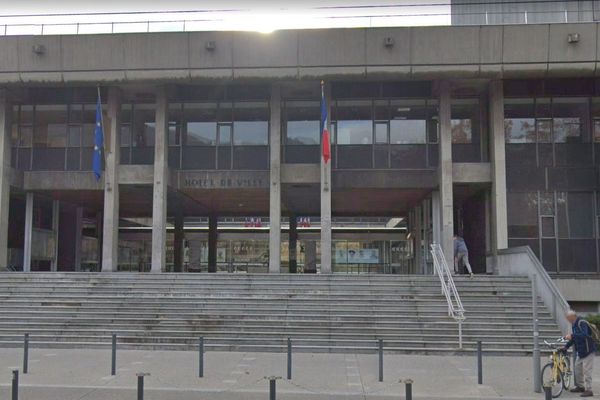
430 243 466 349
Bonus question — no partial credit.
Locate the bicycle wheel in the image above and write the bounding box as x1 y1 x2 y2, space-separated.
561 356 572 390
541 363 564 398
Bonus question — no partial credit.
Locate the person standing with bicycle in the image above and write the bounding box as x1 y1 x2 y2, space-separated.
564 310 596 397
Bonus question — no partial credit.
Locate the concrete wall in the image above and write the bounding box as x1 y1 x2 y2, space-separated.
1 24 600 84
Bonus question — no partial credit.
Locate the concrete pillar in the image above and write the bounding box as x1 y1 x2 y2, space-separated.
151 88 169 273
102 87 121 272
173 209 184 272
208 215 217 273
23 193 33 272
489 80 508 267
320 84 332 274
414 204 423 274
96 211 103 270
50 200 59 272
432 190 441 258
0 92 11 269
438 81 454 265
269 84 282 274
74 207 83 271
289 216 298 273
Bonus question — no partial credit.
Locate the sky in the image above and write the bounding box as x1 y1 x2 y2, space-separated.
0 0 451 34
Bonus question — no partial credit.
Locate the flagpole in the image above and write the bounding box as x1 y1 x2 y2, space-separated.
97 85 106 168
321 80 329 192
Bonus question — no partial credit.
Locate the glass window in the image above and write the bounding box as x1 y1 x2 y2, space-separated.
185 103 217 146
539 192 555 215
67 125 81 147
536 119 552 143
20 126 33 148
375 122 388 144
390 120 426 144
568 192 594 238
541 217 555 238
120 125 131 147
132 104 155 147
504 99 535 143
552 98 586 143
285 101 320 145
451 119 472 143
233 102 269 146
82 104 99 147
507 192 538 237
34 105 67 148
335 100 372 145
219 124 232 145
594 119 600 142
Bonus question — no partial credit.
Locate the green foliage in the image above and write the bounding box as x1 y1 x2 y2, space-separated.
586 314 600 330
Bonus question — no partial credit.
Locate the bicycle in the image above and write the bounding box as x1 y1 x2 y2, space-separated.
541 337 572 398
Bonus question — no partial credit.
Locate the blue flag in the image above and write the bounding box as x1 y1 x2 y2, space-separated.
92 95 104 181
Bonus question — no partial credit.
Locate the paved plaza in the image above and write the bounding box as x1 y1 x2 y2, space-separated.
0 348 598 399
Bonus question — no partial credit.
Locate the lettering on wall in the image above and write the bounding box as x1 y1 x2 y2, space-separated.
182 177 266 189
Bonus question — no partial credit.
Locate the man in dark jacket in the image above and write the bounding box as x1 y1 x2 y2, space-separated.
565 310 596 397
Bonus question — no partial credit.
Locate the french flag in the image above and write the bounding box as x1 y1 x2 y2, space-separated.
320 81 331 164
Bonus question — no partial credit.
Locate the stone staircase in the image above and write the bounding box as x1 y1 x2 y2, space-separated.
0 273 562 354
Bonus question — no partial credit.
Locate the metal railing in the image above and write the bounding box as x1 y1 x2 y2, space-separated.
430 243 466 349
0 4 600 37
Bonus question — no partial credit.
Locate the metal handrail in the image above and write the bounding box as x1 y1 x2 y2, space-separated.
430 243 466 349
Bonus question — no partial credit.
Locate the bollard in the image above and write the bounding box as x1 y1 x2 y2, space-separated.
136 373 149 400
198 337 204 378
11 369 18 400
111 334 117 376
405 379 413 400
23 333 29 374
378 339 383 382
543 384 552 400
287 337 292 380
266 376 281 400
477 341 483 385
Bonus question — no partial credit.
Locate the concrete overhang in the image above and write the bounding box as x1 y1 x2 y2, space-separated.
281 164 320 184
333 169 437 189
1 23 600 84
452 163 492 184
23 171 103 191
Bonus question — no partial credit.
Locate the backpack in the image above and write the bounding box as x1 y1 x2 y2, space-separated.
579 319 600 347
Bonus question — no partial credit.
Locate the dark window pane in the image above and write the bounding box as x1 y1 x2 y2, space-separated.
131 147 154 165
541 239 557 272
538 143 553 167
557 192 569 238
390 145 427 169
120 125 131 147
507 192 538 237
373 145 388 168
559 239 597 272
285 145 320 164
217 146 231 169
568 192 594 238
232 146 268 169
34 105 67 148
67 125 81 147
452 144 480 163
182 147 215 169
505 144 536 167
81 147 94 170
555 143 592 167
17 148 31 170
168 147 180 169
337 145 372 169
541 216 555 238
66 148 80 170
132 104 155 148
187 122 217 145
506 165 545 191
552 98 587 143
508 239 539 258
32 148 65 171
